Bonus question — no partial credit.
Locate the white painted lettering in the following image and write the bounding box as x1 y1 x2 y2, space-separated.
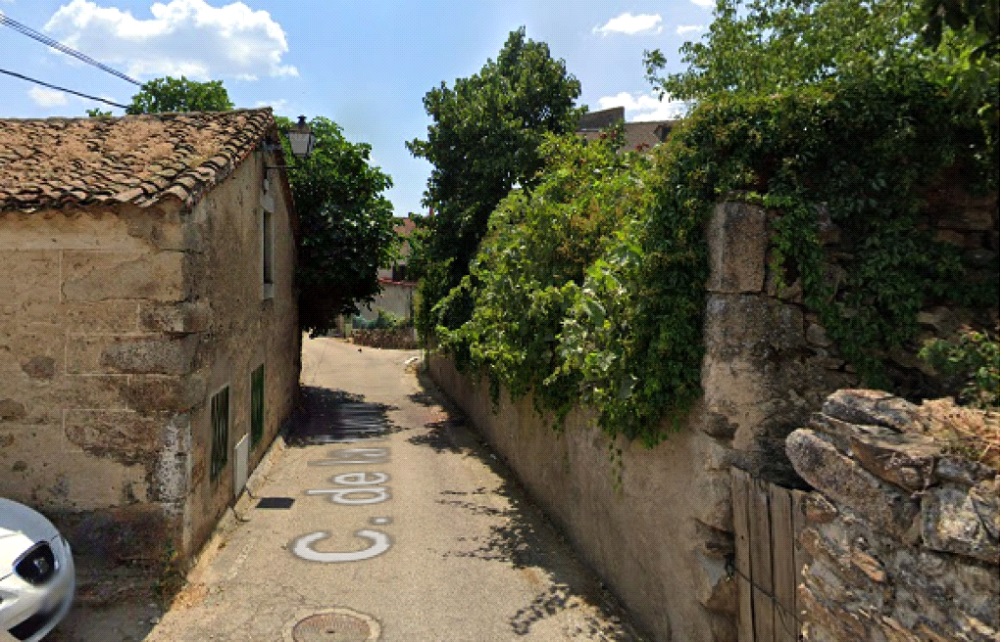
332 472 389 486
309 448 389 466
292 530 391 563
307 487 390 505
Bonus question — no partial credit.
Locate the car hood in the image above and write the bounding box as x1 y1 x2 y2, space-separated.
0 499 60 576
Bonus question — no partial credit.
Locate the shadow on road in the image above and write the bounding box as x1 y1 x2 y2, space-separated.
408 369 641 641
287 386 402 447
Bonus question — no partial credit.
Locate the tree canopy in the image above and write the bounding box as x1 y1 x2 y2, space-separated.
86 75 233 117
643 0 999 102
126 76 233 114
281 116 397 335
406 27 584 337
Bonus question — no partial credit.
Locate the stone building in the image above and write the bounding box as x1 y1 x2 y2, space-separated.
0 109 300 567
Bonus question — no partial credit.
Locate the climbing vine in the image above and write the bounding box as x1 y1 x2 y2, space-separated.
434 70 997 447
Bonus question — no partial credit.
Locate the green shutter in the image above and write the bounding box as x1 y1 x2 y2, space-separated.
210 386 230 481
251 364 265 447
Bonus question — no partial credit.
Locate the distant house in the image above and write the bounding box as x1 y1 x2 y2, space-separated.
359 216 417 324
0 109 299 568
577 106 677 153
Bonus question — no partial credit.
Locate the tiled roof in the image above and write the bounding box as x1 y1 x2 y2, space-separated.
0 109 277 212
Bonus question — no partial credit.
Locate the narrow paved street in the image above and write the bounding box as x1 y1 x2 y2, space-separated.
124 337 641 641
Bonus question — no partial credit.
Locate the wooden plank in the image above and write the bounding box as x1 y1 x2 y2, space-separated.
791 489 809 637
732 468 755 642
769 484 797 642
751 478 775 642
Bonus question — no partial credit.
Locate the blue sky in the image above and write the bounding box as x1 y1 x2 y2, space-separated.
0 0 713 216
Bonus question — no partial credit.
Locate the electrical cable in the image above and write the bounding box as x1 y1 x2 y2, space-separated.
0 14 141 86
0 67 129 109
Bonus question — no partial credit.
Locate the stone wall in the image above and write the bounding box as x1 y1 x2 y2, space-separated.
0 151 299 567
429 201 834 641
180 155 300 557
0 202 192 564
350 327 418 350
428 194 999 641
787 389 999 641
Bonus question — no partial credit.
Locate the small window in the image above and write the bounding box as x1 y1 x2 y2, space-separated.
210 386 230 482
262 209 274 297
250 364 265 447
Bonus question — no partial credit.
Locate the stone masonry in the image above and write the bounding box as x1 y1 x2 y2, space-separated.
429 191 999 642
787 389 999 642
0 110 300 570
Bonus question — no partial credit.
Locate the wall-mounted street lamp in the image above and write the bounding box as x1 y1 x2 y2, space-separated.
286 115 317 160
263 115 317 181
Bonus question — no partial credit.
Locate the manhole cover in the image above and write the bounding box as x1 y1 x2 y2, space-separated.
291 610 378 642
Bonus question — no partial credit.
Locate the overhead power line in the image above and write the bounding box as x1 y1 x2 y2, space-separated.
0 14 141 86
0 68 129 109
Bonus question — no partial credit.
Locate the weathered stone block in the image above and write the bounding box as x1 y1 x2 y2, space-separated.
62 250 186 302
935 456 997 486
821 389 920 432
95 335 197 375
704 295 804 362
1 331 64 377
706 202 766 294
140 301 210 334
125 210 186 250
805 323 832 348
54 378 128 415
786 429 920 541
0 399 27 421
802 493 839 524
0 250 60 307
693 551 736 613
21 356 56 380
847 428 941 493
63 300 140 333
921 485 999 564
64 409 165 466
891 548 999 638
122 375 205 413
693 471 733 531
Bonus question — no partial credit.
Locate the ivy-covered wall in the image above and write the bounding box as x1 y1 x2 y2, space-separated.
429 189 997 641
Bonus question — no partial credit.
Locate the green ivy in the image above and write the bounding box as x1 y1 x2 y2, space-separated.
436 72 997 446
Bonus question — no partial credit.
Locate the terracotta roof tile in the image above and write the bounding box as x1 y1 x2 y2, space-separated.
0 109 276 212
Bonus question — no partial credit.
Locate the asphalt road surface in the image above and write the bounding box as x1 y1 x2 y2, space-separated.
103 337 644 641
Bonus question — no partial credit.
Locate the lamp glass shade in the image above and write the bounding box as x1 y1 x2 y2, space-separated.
287 116 316 159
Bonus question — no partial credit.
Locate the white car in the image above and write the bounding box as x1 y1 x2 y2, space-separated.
0 500 75 641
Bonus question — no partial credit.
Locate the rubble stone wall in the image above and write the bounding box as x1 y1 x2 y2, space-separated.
787 390 999 642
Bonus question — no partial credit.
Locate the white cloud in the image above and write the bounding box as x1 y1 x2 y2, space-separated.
690 0 715 7
255 98 290 115
597 91 689 121
28 87 69 107
676 24 705 36
593 12 663 36
44 0 297 81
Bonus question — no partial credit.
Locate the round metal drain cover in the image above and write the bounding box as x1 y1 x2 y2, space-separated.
292 609 379 642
